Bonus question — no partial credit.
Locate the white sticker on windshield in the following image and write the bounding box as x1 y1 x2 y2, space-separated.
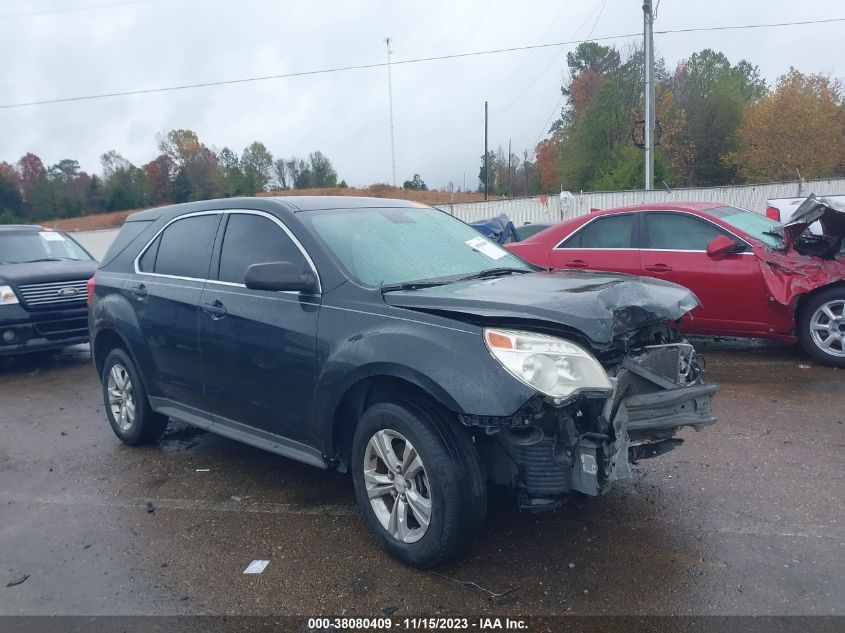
39 231 66 242
465 236 508 260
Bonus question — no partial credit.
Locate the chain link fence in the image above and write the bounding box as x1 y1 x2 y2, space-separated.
437 177 845 226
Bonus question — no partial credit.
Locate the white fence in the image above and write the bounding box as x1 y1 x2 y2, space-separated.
437 177 845 226
72 228 119 260
69 177 845 259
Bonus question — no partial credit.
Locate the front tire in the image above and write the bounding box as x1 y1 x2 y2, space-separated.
101 348 168 444
351 399 486 568
798 287 845 368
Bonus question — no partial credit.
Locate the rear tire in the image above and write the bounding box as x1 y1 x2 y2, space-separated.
351 398 486 568
101 348 168 444
797 287 845 368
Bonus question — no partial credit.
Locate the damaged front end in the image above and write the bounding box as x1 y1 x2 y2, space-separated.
753 195 845 308
783 195 845 259
465 332 716 511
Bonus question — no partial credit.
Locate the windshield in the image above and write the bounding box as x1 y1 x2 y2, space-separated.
0 230 93 264
705 206 785 249
302 206 533 287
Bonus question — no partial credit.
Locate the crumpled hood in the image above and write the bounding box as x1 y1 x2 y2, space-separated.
383 270 700 346
783 195 845 259
0 260 98 287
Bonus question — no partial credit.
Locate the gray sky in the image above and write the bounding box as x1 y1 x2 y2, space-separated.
2 0 843 190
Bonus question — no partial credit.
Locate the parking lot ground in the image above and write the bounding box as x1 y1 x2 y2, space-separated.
0 340 843 618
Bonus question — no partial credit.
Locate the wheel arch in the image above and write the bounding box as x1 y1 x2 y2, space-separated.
326 366 461 472
92 328 131 377
794 280 845 320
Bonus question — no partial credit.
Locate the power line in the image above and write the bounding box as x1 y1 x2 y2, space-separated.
0 31 642 109
0 0 164 18
656 16 845 35
525 0 608 153
500 0 607 113
488 0 576 103
2 16 843 110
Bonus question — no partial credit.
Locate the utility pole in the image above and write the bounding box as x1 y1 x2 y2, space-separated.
484 101 489 201
642 0 655 190
385 37 397 187
507 138 512 197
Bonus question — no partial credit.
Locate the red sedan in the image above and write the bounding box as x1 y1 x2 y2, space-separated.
506 201 845 366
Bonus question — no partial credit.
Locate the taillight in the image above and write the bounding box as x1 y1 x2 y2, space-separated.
765 206 780 221
86 277 96 306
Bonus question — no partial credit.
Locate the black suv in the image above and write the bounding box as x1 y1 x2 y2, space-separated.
0 225 97 355
89 197 717 567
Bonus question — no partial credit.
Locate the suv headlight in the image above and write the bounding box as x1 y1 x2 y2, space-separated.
484 328 612 399
0 285 19 305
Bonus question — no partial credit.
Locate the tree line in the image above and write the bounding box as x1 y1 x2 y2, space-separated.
0 129 345 223
524 44 845 193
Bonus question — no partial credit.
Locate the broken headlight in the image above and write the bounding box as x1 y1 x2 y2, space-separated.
484 328 612 399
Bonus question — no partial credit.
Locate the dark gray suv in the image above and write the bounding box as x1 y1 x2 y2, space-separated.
88 196 717 567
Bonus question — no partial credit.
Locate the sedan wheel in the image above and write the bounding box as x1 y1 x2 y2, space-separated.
364 429 432 544
809 299 845 358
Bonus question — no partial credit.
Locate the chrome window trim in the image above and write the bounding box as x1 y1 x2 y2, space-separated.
133 209 322 294
553 209 753 253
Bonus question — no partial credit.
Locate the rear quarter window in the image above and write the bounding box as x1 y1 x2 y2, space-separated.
100 221 153 267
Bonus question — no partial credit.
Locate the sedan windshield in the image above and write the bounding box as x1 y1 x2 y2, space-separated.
705 206 785 249
302 206 534 287
0 230 93 264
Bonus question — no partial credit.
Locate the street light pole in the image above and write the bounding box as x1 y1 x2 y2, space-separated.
643 0 655 190
385 37 397 188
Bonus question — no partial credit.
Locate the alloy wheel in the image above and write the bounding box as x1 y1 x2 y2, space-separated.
363 429 432 544
107 363 136 431
810 300 845 358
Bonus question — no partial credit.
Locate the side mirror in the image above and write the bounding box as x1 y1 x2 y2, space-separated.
244 262 317 293
706 235 743 260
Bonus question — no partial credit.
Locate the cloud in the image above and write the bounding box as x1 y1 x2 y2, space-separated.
1 0 842 189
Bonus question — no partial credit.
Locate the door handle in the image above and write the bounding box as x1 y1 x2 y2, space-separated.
565 260 589 268
129 283 147 299
201 300 228 320
645 264 673 273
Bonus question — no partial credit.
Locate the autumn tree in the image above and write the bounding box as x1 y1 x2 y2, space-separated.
143 154 175 204
0 162 23 220
16 153 47 218
157 129 219 201
728 69 845 182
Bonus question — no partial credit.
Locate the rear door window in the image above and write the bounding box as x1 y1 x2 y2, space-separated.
217 213 308 284
560 214 635 249
145 214 220 279
643 213 729 251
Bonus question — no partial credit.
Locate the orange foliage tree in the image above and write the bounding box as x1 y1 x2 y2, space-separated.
728 69 845 181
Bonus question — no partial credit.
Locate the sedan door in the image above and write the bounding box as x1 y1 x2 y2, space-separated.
548 213 640 275
199 211 321 446
639 212 772 335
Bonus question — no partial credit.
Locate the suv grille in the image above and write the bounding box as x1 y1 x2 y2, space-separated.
18 279 88 308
